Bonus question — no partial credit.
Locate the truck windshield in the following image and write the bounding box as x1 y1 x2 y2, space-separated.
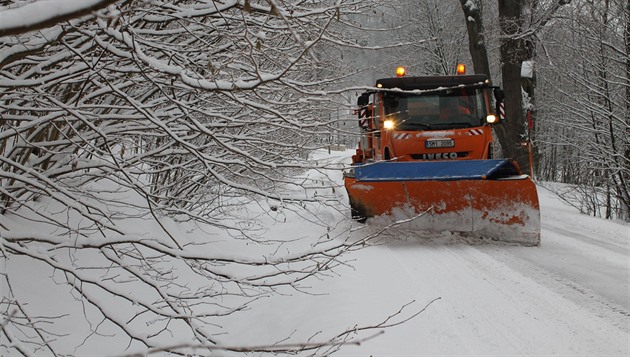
383 88 488 130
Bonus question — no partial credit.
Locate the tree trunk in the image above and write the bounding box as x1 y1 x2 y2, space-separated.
495 0 534 175
623 0 630 220
459 0 491 78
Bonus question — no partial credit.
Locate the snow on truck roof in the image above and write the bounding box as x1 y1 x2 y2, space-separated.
375 74 490 90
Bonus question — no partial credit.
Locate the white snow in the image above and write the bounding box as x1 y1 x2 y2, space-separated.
0 0 106 30
465 0 478 12
2 149 629 355
219 150 629 355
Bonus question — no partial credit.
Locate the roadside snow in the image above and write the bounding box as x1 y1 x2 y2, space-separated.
223 150 629 356
2 149 628 356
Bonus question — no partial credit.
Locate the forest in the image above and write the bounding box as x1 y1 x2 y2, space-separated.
0 0 628 355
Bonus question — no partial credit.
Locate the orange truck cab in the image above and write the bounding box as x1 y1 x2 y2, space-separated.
353 70 505 165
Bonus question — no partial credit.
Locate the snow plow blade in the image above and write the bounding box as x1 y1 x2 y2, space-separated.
344 159 540 246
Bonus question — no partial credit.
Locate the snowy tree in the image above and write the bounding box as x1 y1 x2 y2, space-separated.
459 0 492 77
0 1 415 355
451 0 572 175
535 0 630 220
456 0 629 220
387 0 470 76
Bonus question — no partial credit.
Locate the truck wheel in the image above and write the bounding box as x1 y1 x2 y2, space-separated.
349 199 368 223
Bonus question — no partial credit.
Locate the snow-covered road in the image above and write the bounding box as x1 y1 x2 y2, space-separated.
227 151 630 356
5 150 627 356
331 203 629 355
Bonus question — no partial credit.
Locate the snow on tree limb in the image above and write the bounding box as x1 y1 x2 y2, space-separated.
0 1 428 355
0 0 122 37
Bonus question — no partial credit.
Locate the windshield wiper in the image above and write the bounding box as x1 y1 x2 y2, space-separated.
433 122 474 129
402 122 433 130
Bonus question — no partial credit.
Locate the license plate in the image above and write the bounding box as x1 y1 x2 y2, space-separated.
425 139 454 149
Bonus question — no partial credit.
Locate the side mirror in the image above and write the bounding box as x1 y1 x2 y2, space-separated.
357 93 370 107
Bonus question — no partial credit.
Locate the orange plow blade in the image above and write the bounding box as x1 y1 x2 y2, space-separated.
344 160 540 246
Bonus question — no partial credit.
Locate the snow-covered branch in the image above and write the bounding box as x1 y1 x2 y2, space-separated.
0 0 396 355
0 0 122 37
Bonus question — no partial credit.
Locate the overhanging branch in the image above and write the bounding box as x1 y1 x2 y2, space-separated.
0 0 121 37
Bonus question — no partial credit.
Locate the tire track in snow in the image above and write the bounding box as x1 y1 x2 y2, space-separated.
318 152 628 355
490 242 630 333
362 236 629 356
494 244 626 315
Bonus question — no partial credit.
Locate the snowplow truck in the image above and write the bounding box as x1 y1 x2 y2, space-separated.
344 66 540 246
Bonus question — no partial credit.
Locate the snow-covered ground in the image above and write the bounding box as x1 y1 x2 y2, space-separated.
223 150 630 356
2 149 629 356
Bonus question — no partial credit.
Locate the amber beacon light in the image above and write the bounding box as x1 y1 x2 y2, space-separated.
456 64 466 75
396 66 406 77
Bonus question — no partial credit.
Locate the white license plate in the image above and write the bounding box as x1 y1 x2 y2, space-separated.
425 139 454 149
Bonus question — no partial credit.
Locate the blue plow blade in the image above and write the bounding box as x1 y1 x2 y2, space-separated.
350 159 521 182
